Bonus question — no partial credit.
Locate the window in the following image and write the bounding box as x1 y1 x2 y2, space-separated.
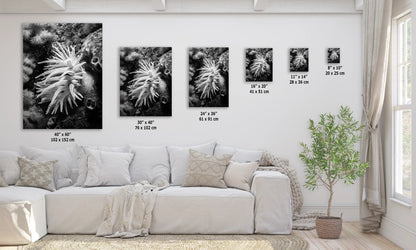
393 13 412 203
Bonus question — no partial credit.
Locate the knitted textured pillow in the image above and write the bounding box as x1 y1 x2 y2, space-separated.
16 157 56 191
182 149 232 188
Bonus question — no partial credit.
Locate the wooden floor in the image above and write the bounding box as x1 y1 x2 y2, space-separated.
0 223 401 250
293 222 402 250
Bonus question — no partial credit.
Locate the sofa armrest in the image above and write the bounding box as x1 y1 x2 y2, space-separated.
251 171 292 234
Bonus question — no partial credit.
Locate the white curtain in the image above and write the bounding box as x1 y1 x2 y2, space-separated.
360 0 392 232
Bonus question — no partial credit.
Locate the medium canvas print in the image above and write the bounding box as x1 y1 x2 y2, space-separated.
189 47 229 107
289 48 309 72
119 47 172 116
245 48 273 82
327 48 340 63
22 23 103 129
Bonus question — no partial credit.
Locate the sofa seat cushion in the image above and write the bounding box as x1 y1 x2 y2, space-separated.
0 186 50 245
47 186 255 235
0 186 50 202
150 186 254 234
46 186 122 234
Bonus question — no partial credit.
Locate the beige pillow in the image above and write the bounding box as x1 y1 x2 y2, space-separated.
0 174 7 187
182 150 232 188
15 157 56 191
224 161 259 191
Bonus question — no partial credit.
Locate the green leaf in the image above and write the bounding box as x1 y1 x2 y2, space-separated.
299 106 369 211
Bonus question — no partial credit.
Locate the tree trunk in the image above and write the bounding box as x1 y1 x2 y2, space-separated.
327 187 333 216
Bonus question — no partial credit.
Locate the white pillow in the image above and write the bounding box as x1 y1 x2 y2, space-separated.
128 145 170 186
168 141 216 186
75 145 128 186
214 144 263 163
83 148 133 187
20 146 76 189
0 151 20 185
224 161 259 191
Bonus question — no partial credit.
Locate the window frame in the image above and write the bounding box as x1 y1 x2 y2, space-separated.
392 12 412 204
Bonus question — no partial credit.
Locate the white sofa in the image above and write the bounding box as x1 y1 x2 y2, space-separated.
0 144 292 245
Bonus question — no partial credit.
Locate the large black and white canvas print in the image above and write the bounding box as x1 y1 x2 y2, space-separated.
189 47 229 107
119 47 172 116
289 48 309 72
23 23 102 129
327 48 340 63
245 48 273 82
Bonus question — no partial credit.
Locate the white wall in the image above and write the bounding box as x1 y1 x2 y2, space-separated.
0 13 362 217
379 0 416 249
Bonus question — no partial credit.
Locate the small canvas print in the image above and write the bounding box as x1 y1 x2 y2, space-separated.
245 48 273 82
119 47 172 116
289 48 309 72
189 47 229 107
22 23 103 129
327 48 340 64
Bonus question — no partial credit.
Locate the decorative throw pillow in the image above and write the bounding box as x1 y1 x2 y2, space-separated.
15 157 56 191
214 144 263 163
20 146 76 189
0 151 20 184
224 161 259 191
0 174 7 187
168 141 216 186
83 148 133 187
182 150 232 188
128 145 170 187
75 145 128 186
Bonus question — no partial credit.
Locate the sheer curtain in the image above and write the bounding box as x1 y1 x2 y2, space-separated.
360 0 392 232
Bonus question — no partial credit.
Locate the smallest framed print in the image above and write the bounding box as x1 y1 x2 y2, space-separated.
289 48 309 72
327 48 340 64
245 48 273 82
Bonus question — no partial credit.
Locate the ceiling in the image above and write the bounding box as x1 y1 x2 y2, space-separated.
0 0 362 13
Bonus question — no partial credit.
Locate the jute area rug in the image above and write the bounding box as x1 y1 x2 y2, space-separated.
20 234 309 250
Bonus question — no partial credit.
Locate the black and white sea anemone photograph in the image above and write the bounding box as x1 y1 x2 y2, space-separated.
22 23 102 129
119 47 172 116
328 48 340 64
289 48 309 72
245 48 273 82
189 47 229 107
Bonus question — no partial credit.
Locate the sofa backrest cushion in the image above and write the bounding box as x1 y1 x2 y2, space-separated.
0 151 20 185
0 174 7 187
20 146 77 189
214 144 263 163
168 141 216 186
83 148 133 187
128 145 170 187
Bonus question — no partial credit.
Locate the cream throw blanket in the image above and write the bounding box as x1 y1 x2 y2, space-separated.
96 182 159 238
260 151 324 230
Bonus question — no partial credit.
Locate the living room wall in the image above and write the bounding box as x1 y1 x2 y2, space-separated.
0 13 362 218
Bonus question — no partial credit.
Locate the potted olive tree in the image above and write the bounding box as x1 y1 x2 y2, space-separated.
299 106 368 239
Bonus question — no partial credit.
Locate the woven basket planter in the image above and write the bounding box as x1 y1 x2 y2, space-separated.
315 216 342 239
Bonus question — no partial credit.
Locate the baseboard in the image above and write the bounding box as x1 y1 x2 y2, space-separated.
379 216 416 250
302 204 359 222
